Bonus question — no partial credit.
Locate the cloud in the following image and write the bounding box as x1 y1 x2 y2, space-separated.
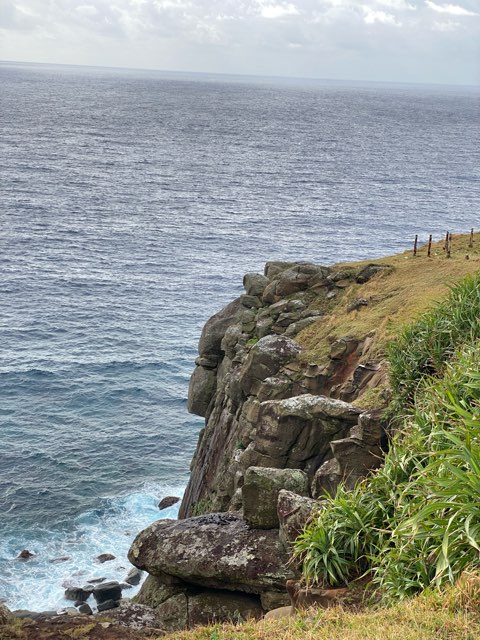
425 1 478 16
75 5 98 17
0 1 478 85
260 3 300 19
363 8 401 24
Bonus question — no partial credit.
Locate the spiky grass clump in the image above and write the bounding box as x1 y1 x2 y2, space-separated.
387 273 480 418
295 274 480 599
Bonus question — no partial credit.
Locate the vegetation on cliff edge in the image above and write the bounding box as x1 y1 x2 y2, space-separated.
297 232 480 365
295 273 480 598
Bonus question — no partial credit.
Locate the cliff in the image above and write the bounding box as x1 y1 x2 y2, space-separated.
126 235 480 631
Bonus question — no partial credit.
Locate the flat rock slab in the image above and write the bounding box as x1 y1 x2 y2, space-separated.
129 513 297 593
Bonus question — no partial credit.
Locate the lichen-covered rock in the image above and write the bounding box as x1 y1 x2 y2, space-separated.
155 593 188 632
187 365 217 417
242 467 309 529
251 395 360 477
284 316 320 337
103 603 165 630
312 410 388 497
264 261 295 279
128 513 298 593
238 335 302 397
262 264 330 304
277 490 320 548
133 574 186 609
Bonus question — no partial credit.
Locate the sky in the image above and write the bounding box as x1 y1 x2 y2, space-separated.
0 1 479 85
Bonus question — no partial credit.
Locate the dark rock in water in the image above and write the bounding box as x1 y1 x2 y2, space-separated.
87 577 106 584
124 567 143 586
76 603 93 615
49 556 70 564
93 581 122 604
17 549 34 560
158 496 180 511
64 586 94 602
96 553 116 563
120 582 133 590
96 599 120 613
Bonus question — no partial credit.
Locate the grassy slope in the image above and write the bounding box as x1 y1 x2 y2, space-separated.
297 232 480 364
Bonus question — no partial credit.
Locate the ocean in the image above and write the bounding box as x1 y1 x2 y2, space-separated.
0 61 478 611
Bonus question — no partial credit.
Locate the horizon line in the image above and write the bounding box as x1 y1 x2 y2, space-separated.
1 58 478 90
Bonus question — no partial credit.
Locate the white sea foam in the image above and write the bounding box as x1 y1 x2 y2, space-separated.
0 483 184 612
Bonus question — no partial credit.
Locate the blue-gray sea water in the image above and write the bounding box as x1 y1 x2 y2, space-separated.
0 61 479 611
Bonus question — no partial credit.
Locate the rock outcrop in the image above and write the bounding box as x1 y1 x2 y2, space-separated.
129 260 390 630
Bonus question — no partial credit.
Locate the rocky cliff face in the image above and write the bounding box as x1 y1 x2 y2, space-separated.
181 261 388 518
128 261 390 631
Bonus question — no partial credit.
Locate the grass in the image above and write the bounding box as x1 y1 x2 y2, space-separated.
163 572 480 640
294 273 480 598
1 575 478 639
296 233 480 365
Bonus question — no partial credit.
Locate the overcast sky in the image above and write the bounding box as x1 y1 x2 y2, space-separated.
1 1 478 85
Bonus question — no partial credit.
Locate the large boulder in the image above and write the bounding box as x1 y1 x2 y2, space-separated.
198 298 242 359
251 394 361 478
238 335 302 397
92 581 122 605
187 365 217 417
242 467 309 529
129 513 298 593
262 264 330 303
243 273 269 298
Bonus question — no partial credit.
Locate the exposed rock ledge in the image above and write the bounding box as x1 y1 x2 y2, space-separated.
129 261 390 631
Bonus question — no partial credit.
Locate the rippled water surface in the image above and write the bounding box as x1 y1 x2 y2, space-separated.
0 62 479 610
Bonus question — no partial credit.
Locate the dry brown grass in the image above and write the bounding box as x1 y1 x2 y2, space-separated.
164 579 480 640
297 232 480 365
164 572 480 640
